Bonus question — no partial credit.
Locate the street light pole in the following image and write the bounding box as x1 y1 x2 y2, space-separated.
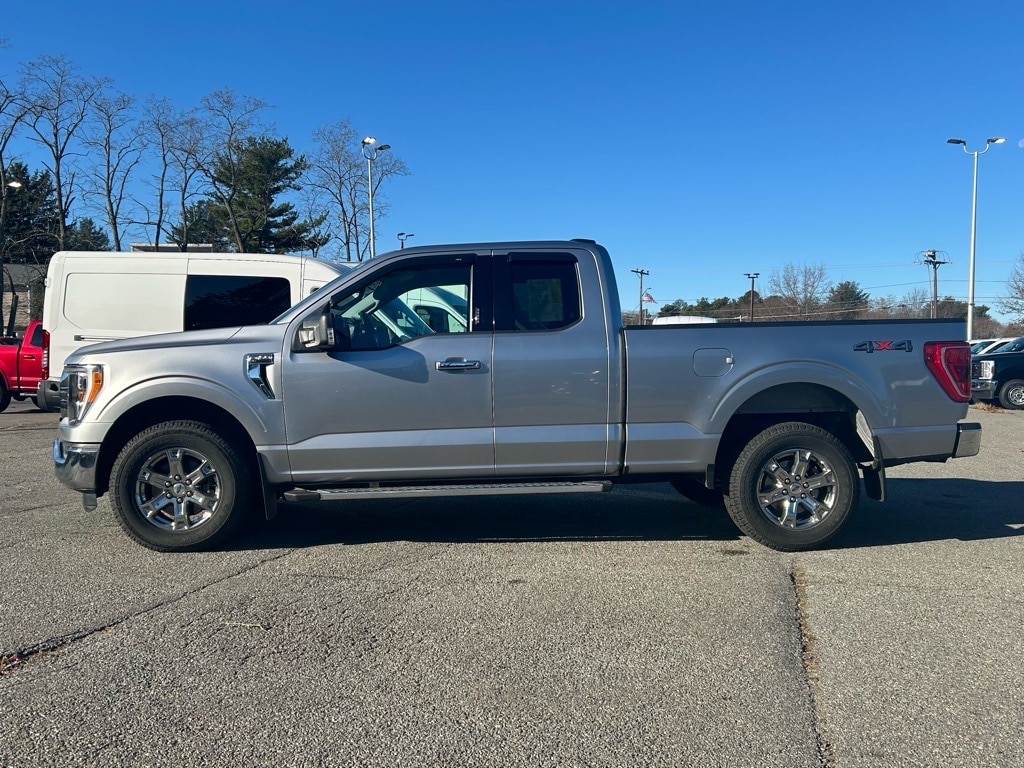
361 137 391 259
947 136 1004 340
744 272 759 322
397 232 414 249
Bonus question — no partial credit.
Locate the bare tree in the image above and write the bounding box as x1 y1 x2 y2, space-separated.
308 119 408 262
19 55 109 250
83 89 143 250
166 108 208 250
295 185 332 258
768 262 832 320
999 251 1024 322
137 97 207 250
1 75 30 325
195 89 269 252
136 97 174 248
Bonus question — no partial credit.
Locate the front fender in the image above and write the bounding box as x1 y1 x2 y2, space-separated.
62 375 282 447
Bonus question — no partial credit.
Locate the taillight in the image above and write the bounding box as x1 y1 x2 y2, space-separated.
924 341 971 402
41 329 50 379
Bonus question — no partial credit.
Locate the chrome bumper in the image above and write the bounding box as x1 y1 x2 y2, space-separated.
952 423 982 458
53 438 100 500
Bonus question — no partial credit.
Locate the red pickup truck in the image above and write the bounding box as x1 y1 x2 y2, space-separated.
0 319 49 412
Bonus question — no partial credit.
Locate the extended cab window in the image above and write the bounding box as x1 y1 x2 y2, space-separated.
184 275 291 331
501 254 581 331
328 263 473 351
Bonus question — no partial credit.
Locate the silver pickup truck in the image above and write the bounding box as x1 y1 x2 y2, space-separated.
54 239 981 552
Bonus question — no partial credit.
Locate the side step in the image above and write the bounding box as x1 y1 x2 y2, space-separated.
282 480 612 502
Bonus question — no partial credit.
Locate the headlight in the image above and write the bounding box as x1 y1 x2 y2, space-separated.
977 360 994 380
61 364 104 423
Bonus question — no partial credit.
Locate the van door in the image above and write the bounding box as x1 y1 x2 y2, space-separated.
281 253 494 483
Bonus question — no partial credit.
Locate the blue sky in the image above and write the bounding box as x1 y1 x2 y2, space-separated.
3 0 1023 320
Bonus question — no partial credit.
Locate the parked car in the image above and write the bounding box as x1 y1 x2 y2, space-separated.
972 338 1024 408
0 320 48 412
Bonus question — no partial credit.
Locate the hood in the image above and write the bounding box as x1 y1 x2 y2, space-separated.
65 325 281 364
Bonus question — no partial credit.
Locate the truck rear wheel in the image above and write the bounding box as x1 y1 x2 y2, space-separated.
0 382 9 413
997 379 1024 410
109 420 254 552
724 422 858 551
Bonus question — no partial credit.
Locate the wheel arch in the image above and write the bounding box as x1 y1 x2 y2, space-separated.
711 382 874 490
96 397 259 498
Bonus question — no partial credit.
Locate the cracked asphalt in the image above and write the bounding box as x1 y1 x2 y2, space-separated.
1 401 1021 768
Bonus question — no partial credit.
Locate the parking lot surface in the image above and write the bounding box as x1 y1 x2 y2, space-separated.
1 401 1021 767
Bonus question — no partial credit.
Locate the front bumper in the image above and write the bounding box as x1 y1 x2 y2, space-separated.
53 438 100 494
952 422 982 458
37 378 62 412
971 379 997 400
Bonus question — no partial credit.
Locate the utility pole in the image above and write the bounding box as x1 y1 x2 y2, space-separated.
631 268 649 325
744 272 759 322
921 250 948 319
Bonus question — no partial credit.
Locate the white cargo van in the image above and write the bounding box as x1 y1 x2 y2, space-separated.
37 251 347 410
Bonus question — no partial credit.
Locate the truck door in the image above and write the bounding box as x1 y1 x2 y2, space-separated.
281 254 495 483
491 250 615 475
17 323 46 391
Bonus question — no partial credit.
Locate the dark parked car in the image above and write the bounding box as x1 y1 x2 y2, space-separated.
972 337 1024 409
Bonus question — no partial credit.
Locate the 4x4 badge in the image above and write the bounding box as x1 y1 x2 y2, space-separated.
853 340 913 353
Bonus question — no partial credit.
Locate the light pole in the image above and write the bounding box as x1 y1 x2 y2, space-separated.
744 272 759 322
361 137 391 259
397 232 414 249
947 136 1004 340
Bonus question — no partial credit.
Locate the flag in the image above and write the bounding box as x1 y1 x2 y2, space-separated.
642 292 656 303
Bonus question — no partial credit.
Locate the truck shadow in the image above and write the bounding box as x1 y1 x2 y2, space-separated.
831 477 1024 549
233 478 1023 551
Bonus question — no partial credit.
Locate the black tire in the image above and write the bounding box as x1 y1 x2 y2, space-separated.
724 422 859 551
109 420 254 552
997 379 1024 410
0 381 10 413
670 476 724 507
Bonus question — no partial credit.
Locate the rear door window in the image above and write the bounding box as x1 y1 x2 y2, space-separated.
184 275 291 331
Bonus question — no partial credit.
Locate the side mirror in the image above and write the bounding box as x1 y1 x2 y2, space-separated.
293 310 335 352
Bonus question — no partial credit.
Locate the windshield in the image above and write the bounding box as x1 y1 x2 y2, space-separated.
998 337 1024 353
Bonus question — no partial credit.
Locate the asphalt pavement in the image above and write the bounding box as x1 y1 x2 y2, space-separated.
1 400 1021 768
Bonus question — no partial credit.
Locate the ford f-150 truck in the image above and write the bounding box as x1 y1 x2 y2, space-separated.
0 319 48 413
971 336 1024 409
53 240 981 553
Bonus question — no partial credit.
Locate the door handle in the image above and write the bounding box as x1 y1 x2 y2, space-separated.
435 358 481 371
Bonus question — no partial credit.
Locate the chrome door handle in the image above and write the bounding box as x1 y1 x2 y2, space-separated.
435 358 481 371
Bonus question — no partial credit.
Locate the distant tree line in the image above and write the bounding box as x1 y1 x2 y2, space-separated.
648 261 1022 336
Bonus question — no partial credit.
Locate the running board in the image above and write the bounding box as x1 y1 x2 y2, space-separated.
282 480 612 502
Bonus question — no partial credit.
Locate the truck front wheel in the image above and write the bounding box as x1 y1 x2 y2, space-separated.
997 379 1024 410
109 420 254 552
724 422 858 551
0 382 9 413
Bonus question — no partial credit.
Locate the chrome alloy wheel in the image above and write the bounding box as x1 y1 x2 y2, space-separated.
134 446 222 532
755 448 838 530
